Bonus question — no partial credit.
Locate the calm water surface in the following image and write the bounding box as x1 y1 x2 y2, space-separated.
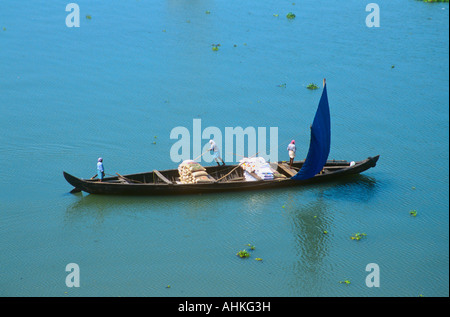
0 0 448 296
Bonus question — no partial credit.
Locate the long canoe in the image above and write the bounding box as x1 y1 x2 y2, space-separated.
63 155 379 195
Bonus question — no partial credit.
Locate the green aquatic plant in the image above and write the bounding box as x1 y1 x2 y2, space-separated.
255 258 263 261
236 250 251 258
246 244 255 250
286 12 296 19
307 83 319 90
205 10 211 14
277 83 286 88
86 15 92 20
339 280 351 285
211 44 220 51
323 230 328 234
350 232 367 241
410 210 418 217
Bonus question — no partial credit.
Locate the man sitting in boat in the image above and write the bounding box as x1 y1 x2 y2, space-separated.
287 140 296 168
209 139 225 166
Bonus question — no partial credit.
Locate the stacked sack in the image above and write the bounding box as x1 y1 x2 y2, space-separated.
178 160 214 184
240 157 287 181
240 157 274 180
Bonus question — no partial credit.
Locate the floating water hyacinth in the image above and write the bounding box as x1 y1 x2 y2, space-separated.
86 15 92 20
277 83 286 88
286 12 296 19
211 44 220 51
255 258 263 261
307 83 319 90
236 250 250 258
339 280 351 285
350 232 367 240
246 244 255 250
410 210 418 217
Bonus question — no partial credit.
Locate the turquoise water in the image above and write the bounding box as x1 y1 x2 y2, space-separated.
0 0 448 297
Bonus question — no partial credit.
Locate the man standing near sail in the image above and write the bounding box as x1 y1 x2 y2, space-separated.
209 139 225 166
97 157 105 182
287 140 296 168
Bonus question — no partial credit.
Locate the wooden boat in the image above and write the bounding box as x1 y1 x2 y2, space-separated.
63 79 380 195
63 156 379 195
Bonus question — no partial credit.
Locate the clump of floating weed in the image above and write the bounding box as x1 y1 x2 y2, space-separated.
236 250 250 258
286 12 296 19
339 280 351 285
350 232 367 241
211 43 220 51
86 15 92 20
410 210 417 217
307 83 319 90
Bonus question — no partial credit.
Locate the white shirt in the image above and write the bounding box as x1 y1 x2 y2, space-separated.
209 141 219 152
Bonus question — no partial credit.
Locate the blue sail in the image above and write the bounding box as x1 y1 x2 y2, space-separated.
291 83 330 180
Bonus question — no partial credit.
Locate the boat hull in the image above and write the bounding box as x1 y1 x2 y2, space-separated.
63 155 379 196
